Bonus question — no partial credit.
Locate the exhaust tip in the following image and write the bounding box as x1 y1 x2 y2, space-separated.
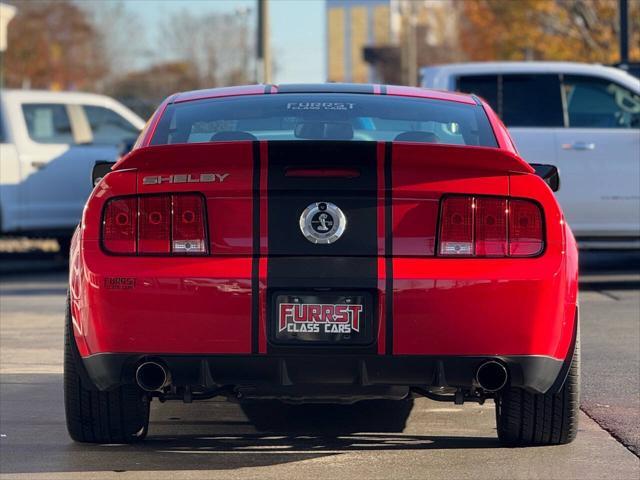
476 360 508 392
135 361 170 392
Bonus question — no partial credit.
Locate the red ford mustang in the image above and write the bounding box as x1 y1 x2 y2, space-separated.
65 83 579 446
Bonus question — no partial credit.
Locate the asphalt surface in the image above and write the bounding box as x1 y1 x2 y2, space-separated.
0 251 638 479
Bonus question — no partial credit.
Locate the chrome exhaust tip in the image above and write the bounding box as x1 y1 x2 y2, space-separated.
135 361 170 392
476 360 508 392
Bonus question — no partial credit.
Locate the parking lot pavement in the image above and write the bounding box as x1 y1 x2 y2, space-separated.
0 253 639 479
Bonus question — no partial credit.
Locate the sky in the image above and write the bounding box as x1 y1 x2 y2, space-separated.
125 0 326 83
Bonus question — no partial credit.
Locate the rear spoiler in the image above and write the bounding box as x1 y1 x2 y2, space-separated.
112 141 535 175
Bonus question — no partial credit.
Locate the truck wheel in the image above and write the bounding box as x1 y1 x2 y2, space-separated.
495 329 580 446
64 295 150 443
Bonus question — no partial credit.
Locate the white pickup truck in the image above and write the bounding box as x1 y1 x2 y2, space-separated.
0 90 145 250
421 62 640 249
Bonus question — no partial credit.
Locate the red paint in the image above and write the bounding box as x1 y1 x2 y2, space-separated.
386 85 476 105
482 101 518 153
129 94 176 154
71 87 577 365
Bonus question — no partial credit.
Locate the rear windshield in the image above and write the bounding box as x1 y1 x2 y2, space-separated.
151 93 497 147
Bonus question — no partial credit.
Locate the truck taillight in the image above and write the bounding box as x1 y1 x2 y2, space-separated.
438 196 543 257
102 194 208 255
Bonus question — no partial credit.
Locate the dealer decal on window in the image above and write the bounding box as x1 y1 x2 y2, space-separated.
286 102 355 111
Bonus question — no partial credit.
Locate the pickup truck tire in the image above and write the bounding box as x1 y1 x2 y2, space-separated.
64 295 150 443
495 329 580 446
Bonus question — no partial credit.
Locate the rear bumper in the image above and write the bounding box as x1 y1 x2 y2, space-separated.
82 353 564 395
72 251 578 360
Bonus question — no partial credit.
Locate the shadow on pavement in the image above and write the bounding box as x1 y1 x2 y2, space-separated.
0 373 499 474
0 252 67 276
579 251 640 274
0 286 69 296
240 398 414 434
579 251 640 291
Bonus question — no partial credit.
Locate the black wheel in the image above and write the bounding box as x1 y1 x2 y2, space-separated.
64 294 150 443
496 327 580 446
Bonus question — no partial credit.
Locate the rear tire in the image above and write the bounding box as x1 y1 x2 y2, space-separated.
64 295 150 443
495 329 580 446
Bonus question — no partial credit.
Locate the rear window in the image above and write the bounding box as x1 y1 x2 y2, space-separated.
83 106 140 145
457 74 564 127
151 93 497 147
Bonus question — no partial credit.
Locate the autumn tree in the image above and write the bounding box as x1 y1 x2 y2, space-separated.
2 0 108 90
459 0 640 63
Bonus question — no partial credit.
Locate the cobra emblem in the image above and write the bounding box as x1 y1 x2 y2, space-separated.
299 202 346 244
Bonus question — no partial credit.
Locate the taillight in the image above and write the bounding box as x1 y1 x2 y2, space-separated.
475 197 508 256
172 194 207 254
102 194 208 255
139 195 171 253
103 197 136 254
438 196 543 257
508 199 544 256
438 196 474 255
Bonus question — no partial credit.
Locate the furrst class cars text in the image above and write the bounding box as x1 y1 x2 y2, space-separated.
66 84 580 447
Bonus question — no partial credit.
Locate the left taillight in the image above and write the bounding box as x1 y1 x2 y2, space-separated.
438 195 544 258
103 197 137 254
102 194 208 255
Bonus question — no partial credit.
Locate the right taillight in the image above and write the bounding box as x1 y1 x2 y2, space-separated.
508 199 544 256
438 195 543 257
102 193 208 255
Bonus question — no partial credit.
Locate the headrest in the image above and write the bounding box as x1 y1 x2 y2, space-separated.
294 122 354 140
394 131 441 143
210 131 257 141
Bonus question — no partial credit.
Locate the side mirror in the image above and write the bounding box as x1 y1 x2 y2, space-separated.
530 163 560 192
92 161 114 187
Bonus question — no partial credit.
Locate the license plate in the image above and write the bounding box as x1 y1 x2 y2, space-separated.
272 292 373 345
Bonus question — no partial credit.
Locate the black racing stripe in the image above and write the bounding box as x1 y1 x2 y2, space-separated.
384 142 393 355
251 141 261 354
267 141 378 257
266 141 379 353
380 85 387 95
268 257 377 290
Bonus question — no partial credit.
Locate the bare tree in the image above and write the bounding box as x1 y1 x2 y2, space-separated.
160 9 254 88
78 0 149 86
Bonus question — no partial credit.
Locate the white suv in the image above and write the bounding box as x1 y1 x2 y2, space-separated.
421 62 640 249
0 90 145 248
